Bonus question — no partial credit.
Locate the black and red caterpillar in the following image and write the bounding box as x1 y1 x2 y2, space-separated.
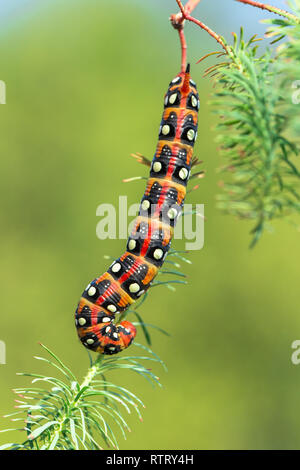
75 64 199 355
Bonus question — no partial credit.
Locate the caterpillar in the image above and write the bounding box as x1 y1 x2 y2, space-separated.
75 64 199 355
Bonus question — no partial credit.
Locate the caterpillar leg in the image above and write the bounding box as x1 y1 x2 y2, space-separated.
131 153 152 167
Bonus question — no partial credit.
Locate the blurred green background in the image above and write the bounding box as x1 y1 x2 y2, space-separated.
0 0 300 450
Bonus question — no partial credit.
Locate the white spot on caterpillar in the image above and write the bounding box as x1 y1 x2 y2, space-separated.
78 318 86 326
169 93 177 104
113 332 118 339
105 326 111 333
167 208 177 220
107 304 117 313
86 338 94 345
112 262 121 273
179 168 188 180
88 286 96 296
141 200 150 211
191 95 198 107
162 125 170 136
102 317 111 323
187 129 195 141
153 161 162 172
128 239 136 250
172 76 180 84
129 282 140 293
153 248 164 260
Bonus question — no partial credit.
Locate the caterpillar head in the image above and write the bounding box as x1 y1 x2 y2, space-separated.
169 63 196 90
165 63 198 111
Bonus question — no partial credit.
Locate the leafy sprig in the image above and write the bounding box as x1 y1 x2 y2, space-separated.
206 11 300 246
0 343 163 450
264 0 300 136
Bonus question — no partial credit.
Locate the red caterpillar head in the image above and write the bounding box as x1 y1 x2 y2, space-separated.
75 296 137 355
165 63 199 113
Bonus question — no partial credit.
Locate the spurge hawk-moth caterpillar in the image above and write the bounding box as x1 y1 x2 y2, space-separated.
75 64 199 355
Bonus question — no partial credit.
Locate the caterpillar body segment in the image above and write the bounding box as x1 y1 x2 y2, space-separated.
75 65 199 355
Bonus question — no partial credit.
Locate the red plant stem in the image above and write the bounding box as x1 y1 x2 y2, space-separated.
171 0 299 71
176 0 186 16
235 0 300 23
178 27 187 72
171 0 228 55
170 1 194 72
173 0 202 21
184 0 202 15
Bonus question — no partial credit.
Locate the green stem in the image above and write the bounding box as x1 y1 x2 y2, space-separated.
46 356 103 450
80 356 102 389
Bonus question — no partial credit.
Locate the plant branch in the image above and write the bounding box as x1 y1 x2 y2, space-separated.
209 22 300 246
46 355 103 449
171 0 228 57
178 26 187 72
235 0 300 23
184 0 202 15
170 0 227 73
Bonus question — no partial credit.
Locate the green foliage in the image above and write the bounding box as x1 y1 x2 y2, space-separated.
0 343 164 450
264 0 300 136
208 3 300 247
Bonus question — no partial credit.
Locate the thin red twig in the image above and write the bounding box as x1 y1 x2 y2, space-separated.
185 0 202 15
170 1 200 72
170 0 299 73
235 0 300 23
178 27 187 72
171 0 228 66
